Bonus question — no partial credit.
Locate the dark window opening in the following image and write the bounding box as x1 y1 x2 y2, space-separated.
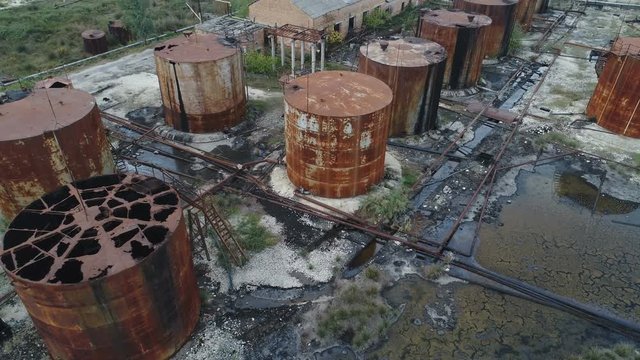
334 23 341 33
348 16 355 33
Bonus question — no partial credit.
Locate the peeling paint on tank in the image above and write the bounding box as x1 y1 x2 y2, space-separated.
343 122 353 136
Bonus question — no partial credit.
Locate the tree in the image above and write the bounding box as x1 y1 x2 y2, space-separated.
117 0 155 42
363 8 390 32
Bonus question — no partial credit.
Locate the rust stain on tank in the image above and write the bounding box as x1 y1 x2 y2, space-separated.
453 0 518 58
358 38 446 136
417 9 492 90
0 89 115 227
284 71 393 198
586 37 640 138
515 0 536 31
154 33 246 133
0 174 200 360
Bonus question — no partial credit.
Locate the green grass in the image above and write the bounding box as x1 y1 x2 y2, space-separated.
235 213 278 252
535 131 579 149
632 153 640 168
509 24 525 55
230 0 251 17
0 0 195 80
359 187 410 224
568 343 640 360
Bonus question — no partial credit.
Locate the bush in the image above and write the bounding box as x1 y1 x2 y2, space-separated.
244 50 278 75
509 24 525 55
363 8 391 31
360 187 409 224
236 213 278 252
365 267 380 282
326 30 343 45
536 131 579 149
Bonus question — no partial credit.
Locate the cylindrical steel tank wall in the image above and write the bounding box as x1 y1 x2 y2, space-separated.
284 71 393 198
81 29 108 55
0 88 114 227
453 0 519 58
586 37 640 138
417 10 492 90
358 38 446 136
154 33 246 133
0 174 200 360
535 0 549 13
515 0 536 31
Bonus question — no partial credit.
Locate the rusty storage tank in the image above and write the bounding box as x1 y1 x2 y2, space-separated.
284 71 393 198
108 20 131 45
0 173 201 360
535 0 549 13
515 0 536 31
34 77 73 90
358 38 446 137
453 0 519 58
81 29 108 55
154 33 246 133
417 10 492 90
586 37 640 138
0 88 114 227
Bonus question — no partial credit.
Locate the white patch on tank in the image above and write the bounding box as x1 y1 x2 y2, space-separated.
308 116 319 132
343 122 353 136
360 131 372 150
297 113 308 130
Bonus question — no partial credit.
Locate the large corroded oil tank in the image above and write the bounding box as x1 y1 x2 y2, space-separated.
0 88 114 227
284 71 393 198
154 33 246 133
417 10 492 90
453 0 519 58
586 37 640 138
358 38 446 136
0 174 200 360
515 0 536 31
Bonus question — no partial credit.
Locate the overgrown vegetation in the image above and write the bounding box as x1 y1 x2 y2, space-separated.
363 8 391 32
326 30 344 45
316 281 395 349
568 343 640 360
535 131 580 149
235 213 278 252
0 0 195 79
244 50 280 75
117 0 155 41
209 192 242 218
509 24 525 55
633 153 640 168
423 252 455 280
230 0 252 18
359 187 409 224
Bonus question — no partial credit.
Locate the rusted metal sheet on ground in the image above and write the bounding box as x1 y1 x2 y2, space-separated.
417 10 492 90
466 100 518 123
0 88 114 226
515 0 536 31
453 0 518 58
358 38 446 136
284 71 393 198
81 29 108 55
0 174 200 360
587 37 640 138
154 33 246 134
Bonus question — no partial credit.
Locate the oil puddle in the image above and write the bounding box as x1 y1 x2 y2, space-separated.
369 275 634 359
343 239 380 279
555 171 638 214
478 163 640 322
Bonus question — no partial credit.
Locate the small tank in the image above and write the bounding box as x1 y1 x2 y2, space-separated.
453 0 519 58
284 71 393 198
81 29 108 55
586 37 640 138
154 33 247 133
0 88 114 226
358 37 446 136
417 9 492 90
0 174 200 360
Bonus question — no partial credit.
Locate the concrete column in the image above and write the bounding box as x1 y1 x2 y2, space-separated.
300 41 305 70
291 39 296 76
311 43 317 73
320 39 325 71
280 37 285 66
270 36 276 71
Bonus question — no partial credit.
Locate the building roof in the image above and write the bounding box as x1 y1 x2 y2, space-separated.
292 0 360 19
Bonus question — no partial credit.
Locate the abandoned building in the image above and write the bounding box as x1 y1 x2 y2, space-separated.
249 0 427 36
1 0 640 358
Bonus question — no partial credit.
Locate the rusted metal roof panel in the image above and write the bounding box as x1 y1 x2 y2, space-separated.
0 89 114 226
359 38 446 136
418 9 492 90
0 174 200 360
